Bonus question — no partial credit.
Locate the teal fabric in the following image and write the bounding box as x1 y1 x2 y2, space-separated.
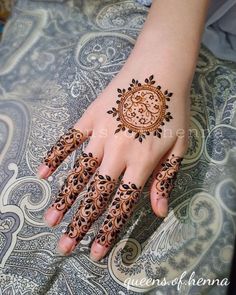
0 0 236 294
0 22 4 33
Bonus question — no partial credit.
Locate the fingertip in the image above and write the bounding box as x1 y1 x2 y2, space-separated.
156 197 168 218
89 253 100 262
57 234 77 255
37 163 51 179
151 195 169 218
90 241 108 262
44 208 63 227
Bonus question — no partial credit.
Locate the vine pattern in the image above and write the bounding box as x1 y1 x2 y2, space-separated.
155 154 183 198
95 181 142 247
65 172 116 243
50 152 99 214
43 127 84 172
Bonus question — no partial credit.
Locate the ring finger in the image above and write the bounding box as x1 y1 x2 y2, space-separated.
89 164 152 261
57 149 126 255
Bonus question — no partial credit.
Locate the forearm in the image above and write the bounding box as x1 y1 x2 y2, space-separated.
122 0 210 90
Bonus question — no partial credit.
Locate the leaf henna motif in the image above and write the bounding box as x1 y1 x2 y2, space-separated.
65 171 116 243
155 154 183 198
95 181 142 248
50 152 99 215
43 127 84 172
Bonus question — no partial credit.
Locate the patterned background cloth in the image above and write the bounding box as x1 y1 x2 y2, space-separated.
0 0 236 294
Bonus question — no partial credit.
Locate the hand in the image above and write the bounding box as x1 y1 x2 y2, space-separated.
37 63 189 261
36 0 209 264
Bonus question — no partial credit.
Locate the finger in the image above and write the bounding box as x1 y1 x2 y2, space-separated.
57 151 125 255
89 166 149 262
43 151 100 227
37 119 91 179
44 136 103 226
150 151 183 218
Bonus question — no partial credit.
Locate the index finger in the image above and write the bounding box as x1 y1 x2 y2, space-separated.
37 126 88 179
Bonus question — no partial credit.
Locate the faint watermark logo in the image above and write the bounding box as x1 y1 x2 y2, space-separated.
124 271 230 291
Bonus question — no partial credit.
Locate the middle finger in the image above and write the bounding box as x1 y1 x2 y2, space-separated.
57 151 125 254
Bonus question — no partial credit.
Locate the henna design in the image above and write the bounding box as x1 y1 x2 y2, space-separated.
43 127 84 172
155 154 183 198
65 171 116 243
107 75 173 142
95 181 142 248
50 152 99 215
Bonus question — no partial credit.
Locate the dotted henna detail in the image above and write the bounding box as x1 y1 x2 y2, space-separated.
107 75 173 142
65 171 116 243
43 127 84 172
95 181 142 248
155 154 183 198
50 152 99 214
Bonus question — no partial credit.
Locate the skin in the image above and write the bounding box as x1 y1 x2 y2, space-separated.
38 0 210 261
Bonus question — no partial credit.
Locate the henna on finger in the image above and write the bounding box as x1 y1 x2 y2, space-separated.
107 74 173 142
155 154 183 198
95 181 142 248
65 171 116 243
43 127 84 172
50 152 99 215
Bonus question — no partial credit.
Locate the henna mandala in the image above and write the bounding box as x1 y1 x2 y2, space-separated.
95 181 142 248
43 127 83 172
50 152 99 214
107 75 173 142
65 171 116 243
155 154 183 198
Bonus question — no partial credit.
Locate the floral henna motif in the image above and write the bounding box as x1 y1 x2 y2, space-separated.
95 181 142 248
107 75 173 142
50 152 99 214
155 154 183 198
43 127 84 172
65 172 116 243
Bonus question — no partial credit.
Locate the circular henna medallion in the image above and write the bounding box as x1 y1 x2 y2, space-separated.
107 75 173 142
119 85 166 133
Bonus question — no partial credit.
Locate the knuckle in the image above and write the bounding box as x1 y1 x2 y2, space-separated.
139 153 155 170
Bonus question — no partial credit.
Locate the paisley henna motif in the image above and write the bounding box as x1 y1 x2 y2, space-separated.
155 154 183 198
107 75 173 142
95 181 142 248
65 171 116 243
43 127 84 172
50 152 99 214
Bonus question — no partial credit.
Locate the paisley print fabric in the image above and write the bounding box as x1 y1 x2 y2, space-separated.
0 0 235 294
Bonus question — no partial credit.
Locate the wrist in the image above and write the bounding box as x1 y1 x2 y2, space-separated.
136 29 199 71
118 42 194 99
117 0 210 93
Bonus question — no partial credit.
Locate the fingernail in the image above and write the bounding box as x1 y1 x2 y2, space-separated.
56 246 66 256
90 253 100 262
90 242 108 261
57 235 76 255
157 198 168 217
44 209 62 227
37 164 51 179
